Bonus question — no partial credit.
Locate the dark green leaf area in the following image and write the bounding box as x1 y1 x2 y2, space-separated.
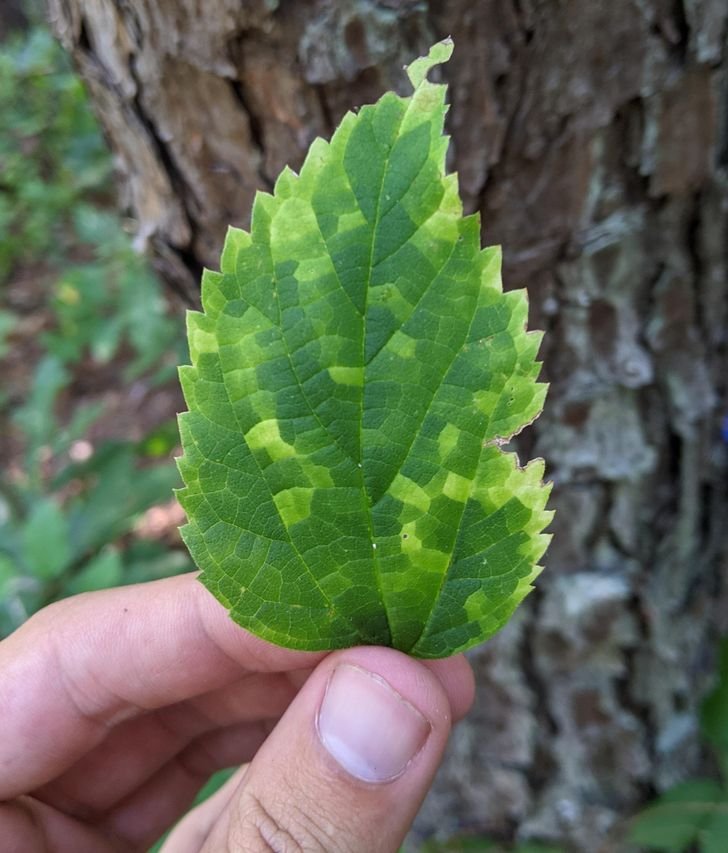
177 41 552 656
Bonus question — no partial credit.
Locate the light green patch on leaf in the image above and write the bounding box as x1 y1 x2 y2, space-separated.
177 40 552 657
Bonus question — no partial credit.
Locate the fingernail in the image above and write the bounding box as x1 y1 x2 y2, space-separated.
317 664 431 783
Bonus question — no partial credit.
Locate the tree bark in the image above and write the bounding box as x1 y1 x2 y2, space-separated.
47 0 728 848
0 0 29 40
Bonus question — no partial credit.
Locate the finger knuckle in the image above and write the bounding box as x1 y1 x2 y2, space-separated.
229 789 341 853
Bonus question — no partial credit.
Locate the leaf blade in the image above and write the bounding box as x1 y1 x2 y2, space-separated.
178 39 552 657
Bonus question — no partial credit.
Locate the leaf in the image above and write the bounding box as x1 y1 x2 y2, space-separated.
701 637 728 757
420 839 499 852
64 547 123 595
0 310 15 359
66 443 181 554
122 545 193 586
21 497 72 580
629 780 726 852
177 40 552 657
0 554 17 597
13 354 68 461
702 812 728 853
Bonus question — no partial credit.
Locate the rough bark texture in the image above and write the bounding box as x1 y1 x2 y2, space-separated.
47 1 728 849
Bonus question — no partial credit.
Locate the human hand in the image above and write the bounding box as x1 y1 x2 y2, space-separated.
0 573 474 852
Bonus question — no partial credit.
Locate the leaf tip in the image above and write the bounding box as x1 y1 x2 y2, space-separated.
405 38 454 91
220 225 250 273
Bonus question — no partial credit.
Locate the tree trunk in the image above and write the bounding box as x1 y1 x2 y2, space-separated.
0 0 29 40
47 0 728 848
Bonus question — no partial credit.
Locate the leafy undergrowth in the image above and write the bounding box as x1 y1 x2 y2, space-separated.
0 23 190 637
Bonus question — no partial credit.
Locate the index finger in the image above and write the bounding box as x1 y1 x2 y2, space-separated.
0 573 324 799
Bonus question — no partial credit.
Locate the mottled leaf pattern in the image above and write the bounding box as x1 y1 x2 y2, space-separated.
177 40 553 658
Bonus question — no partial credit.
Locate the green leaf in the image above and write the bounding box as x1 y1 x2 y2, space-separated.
65 443 181 555
13 355 68 462
420 839 499 852
0 310 15 359
629 780 726 852
702 638 728 759
64 547 123 595
702 812 728 853
122 545 193 586
20 498 72 580
0 555 17 597
177 40 552 657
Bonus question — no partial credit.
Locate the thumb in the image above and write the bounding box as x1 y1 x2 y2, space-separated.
202 647 472 853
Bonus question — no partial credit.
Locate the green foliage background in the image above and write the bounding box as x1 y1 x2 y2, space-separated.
0 23 191 639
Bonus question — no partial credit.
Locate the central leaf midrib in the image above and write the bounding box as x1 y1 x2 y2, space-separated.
363 209 458 368
353 101 414 647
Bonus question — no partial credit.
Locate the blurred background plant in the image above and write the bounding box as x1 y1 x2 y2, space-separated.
0 12 192 639
629 638 728 853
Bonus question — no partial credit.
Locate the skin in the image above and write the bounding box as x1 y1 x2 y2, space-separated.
0 573 475 852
